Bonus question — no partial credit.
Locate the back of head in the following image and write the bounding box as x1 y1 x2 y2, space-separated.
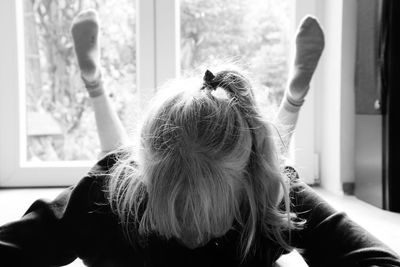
108 66 296 260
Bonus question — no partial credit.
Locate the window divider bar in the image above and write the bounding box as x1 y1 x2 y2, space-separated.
137 0 157 109
0 0 22 186
155 0 180 87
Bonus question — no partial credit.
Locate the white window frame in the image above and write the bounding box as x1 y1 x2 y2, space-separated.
0 0 318 187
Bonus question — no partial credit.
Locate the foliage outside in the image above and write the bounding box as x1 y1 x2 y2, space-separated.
25 0 292 161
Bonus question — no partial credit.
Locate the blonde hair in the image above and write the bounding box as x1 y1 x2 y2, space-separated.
108 66 302 261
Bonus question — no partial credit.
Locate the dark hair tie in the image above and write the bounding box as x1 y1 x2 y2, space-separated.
201 69 218 91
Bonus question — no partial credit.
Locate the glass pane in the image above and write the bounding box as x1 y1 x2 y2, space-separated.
180 0 293 116
24 0 136 161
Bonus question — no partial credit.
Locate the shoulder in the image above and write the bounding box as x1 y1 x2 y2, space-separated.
282 166 338 227
80 148 139 206
282 166 334 216
89 152 121 174
283 165 300 182
64 151 125 210
88 147 135 175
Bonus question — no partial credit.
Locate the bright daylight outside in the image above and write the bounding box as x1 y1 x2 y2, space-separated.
24 0 293 162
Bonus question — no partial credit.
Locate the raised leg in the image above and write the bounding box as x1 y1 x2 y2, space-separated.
275 16 324 149
71 10 129 155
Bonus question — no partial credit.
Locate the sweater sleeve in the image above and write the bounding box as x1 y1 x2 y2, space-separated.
0 153 117 267
289 176 400 266
0 185 80 266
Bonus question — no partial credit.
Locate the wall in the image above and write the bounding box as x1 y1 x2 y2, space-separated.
354 0 383 208
314 0 357 194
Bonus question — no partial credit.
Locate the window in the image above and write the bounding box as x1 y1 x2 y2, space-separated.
181 0 293 116
24 0 136 162
0 0 317 187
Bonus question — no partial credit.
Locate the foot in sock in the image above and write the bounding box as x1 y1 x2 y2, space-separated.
71 10 104 97
286 16 324 107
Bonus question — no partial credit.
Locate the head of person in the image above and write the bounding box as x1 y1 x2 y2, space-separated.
108 65 299 260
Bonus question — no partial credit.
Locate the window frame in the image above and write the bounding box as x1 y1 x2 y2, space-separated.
0 0 318 187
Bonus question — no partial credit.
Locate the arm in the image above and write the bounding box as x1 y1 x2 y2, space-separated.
0 153 122 266
0 187 79 266
290 182 400 266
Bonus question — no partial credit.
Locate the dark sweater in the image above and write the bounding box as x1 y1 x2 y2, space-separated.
1 153 399 267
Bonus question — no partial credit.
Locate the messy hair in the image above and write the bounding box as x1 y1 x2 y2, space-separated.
107 65 302 261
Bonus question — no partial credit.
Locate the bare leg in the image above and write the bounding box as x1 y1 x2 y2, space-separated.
275 16 324 147
71 10 129 155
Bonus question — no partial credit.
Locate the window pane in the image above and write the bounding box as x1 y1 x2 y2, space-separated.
180 0 293 116
24 0 136 161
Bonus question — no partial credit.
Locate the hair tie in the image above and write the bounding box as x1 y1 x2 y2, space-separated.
201 69 218 91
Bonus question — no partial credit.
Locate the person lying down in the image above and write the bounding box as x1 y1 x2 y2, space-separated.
0 10 399 267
